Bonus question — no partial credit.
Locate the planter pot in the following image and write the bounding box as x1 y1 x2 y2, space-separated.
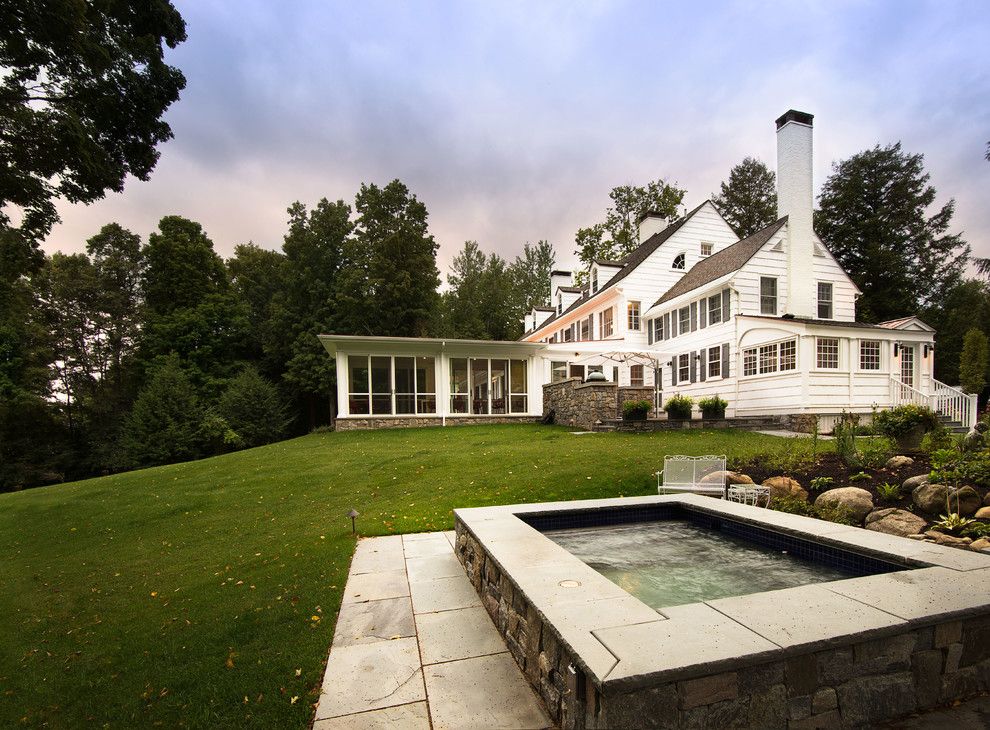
666 412 693 421
623 412 648 421
701 410 726 420
895 425 926 452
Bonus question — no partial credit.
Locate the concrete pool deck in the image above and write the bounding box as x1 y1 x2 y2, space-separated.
313 531 551 729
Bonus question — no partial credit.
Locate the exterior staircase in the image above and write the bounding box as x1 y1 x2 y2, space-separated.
890 376 977 432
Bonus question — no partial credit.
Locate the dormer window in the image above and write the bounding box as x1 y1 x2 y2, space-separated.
700 242 713 257
591 267 598 294
557 293 562 315
672 252 686 270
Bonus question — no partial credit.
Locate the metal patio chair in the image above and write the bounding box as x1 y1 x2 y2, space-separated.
726 482 772 507
657 455 728 498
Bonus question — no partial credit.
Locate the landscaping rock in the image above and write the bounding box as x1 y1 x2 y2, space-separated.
929 531 972 547
985 492 990 507
700 470 753 486
902 474 930 492
952 486 982 516
815 487 874 523
970 538 990 552
912 483 951 514
975 507 990 519
885 455 914 469
864 508 928 537
762 476 808 502
961 426 986 453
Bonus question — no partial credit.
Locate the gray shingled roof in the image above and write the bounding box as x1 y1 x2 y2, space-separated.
652 217 788 307
525 201 710 336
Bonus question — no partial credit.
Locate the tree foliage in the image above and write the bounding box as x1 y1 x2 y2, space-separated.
960 328 989 396
0 0 186 241
218 367 291 448
815 143 969 322
922 280 990 386
122 357 202 468
574 179 685 277
712 157 777 237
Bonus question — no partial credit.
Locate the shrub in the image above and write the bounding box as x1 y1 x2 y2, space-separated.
622 399 652 420
814 502 859 526
769 495 858 525
962 522 990 539
859 436 895 469
218 367 291 448
929 449 990 488
664 395 694 420
872 405 940 438
876 482 901 503
960 328 989 395
122 358 203 468
921 426 955 454
698 395 728 419
833 413 861 468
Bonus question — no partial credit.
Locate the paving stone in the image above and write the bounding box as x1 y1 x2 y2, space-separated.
423 652 551 729
332 596 415 647
416 606 506 665
403 534 454 558
409 574 482 614
707 584 906 651
405 553 465 582
350 535 405 575
342 569 409 604
315 637 425 719
313 701 430 729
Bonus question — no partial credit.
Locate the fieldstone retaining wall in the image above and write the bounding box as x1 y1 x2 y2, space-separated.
542 379 655 430
454 519 990 729
335 415 540 431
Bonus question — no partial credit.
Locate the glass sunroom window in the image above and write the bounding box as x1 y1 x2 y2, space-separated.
349 355 370 414
470 358 489 414
370 356 391 414
451 357 530 415
510 359 528 413
347 355 438 416
450 358 469 413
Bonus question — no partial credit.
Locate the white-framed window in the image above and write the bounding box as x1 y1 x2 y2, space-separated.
450 357 528 414
743 349 757 376
708 294 722 325
627 301 641 331
557 293 562 315
817 282 833 319
741 338 798 377
591 267 598 294
551 361 567 382
760 277 777 315
860 340 881 370
563 326 573 343
816 337 840 369
600 308 614 338
348 354 437 416
700 241 713 257
580 318 589 341
630 364 644 386
656 317 665 340
780 339 797 371
678 353 690 382
708 347 722 378
759 343 778 374
672 252 686 270
678 306 690 335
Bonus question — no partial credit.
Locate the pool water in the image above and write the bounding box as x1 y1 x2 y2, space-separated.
544 520 853 609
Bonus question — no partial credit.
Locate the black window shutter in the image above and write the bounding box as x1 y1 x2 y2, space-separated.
721 289 730 321
699 348 707 381
700 299 707 328
690 302 697 332
648 320 654 345
588 315 594 339
721 343 730 377
664 313 671 340
689 351 697 383
671 358 678 386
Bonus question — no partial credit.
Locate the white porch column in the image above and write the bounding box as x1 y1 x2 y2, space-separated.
336 351 349 417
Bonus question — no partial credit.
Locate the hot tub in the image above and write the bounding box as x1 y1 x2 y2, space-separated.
453 494 990 729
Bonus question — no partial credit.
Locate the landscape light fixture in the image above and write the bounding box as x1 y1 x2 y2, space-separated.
348 508 359 534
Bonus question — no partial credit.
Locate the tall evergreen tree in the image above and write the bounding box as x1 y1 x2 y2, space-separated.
959 328 989 396
712 157 778 237
508 240 555 313
815 143 969 322
922 279 990 386
228 242 285 373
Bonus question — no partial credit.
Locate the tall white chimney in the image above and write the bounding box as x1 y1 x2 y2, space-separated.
775 109 816 318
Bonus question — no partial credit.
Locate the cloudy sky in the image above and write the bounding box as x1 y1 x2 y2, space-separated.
46 0 990 276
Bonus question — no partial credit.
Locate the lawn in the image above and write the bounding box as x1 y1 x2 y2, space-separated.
0 424 827 728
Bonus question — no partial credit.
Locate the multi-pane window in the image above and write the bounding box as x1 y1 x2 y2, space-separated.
780 340 797 371
348 355 437 415
860 340 881 370
628 301 641 331
678 306 690 335
580 318 589 341
759 343 779 374
760 277 777 315
700 242 713 257
450 357 528 414
708 294 722 325
591 268 598 293
630 364 644 386
672 252 686 270
817 282 833 319
707 347 721 378
743 349 757 376
557 294 562 315
678 353 690 382
551 361 567 382
563 326 573 342
816 338 839 369
600 308 614 338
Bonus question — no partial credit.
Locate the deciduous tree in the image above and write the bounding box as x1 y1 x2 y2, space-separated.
960 328 989 396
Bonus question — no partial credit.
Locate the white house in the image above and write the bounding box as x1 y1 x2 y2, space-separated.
320 110 977 430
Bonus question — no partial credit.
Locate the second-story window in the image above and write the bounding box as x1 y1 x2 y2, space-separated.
557 293 562 315
678 306 690 335
817 282 833 319
760 277 777 315
591 267 598 294
708 294 722 325
600 308 614 338
700 241 713 257
627 301 641 331
672 252 686 270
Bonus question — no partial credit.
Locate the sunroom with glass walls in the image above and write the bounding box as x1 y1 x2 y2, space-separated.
448 357 529 415
348 354 437 415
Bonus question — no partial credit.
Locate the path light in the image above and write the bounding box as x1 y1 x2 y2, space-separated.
348 508 359 535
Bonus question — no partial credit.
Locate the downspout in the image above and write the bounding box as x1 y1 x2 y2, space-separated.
729 283 741 416
441 341 447 427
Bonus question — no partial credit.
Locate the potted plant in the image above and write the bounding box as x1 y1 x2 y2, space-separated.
664 394 694 421
698 395 728 420
872 405 940 452
622 399 652 421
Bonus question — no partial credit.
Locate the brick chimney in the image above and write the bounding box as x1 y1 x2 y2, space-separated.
775 109 816 318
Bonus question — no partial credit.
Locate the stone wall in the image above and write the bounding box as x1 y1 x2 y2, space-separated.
616 386 654 415
543 378 619 430
335 415 540 431
454 518 990 729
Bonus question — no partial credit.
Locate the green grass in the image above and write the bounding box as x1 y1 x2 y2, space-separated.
0 425 826 728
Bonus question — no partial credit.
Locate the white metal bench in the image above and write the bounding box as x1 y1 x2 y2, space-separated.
657 455 728 498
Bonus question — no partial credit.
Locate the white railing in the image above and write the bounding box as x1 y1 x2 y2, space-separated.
889 377 977 429
932 379 978 429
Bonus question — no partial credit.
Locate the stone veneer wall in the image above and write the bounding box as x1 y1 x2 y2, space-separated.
543 378 618 430
335 415 540 431
454 519 990 729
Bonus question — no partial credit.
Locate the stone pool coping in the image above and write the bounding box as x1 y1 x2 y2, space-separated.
454 494 990 694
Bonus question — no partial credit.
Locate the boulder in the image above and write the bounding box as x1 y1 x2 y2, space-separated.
929 531 972 548
700 470 754 486
885 455 914 469
864 508 928 537
970 538 990 552
762 476 808 502
985 492 990 507
815 487 874 523
975 507 990 519
912 483 952 514
961 428 986 453
951 486 982 516
902 474 930 492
